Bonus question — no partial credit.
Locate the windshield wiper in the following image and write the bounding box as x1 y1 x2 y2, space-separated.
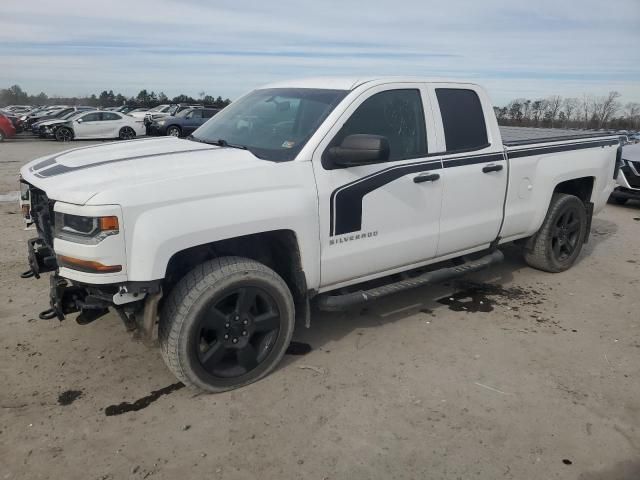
188 136 247 150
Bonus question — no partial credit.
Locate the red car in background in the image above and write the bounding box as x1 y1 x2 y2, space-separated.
0 113 16 141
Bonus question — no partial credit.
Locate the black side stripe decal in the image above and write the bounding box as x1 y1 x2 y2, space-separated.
507 138 619 158
34 147 219 178
329 138 619 237
330 159 442 236
443 152 504 168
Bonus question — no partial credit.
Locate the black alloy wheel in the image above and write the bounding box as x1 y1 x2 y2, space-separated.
119 126 136 140
550 205 581 262
193 286 281 378
55 127 73 142
524 193 588 273
159 256 296 392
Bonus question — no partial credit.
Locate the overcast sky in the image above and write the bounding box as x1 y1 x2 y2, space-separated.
1 0 639 105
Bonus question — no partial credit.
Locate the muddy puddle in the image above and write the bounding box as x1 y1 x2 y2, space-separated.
437 281 543 313
105 382 185 416
58 390 83 406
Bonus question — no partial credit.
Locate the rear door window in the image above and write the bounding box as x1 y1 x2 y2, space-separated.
435 88 488 152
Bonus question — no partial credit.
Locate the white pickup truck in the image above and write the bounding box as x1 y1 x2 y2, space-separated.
19 77 622 392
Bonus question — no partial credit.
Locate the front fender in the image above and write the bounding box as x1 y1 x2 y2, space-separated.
121 164 321 289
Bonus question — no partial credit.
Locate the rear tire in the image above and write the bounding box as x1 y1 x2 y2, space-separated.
612 196 628 205
0 129 5 142
524 193 588 273
159 256 295 393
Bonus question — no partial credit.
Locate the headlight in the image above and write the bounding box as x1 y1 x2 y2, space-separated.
157 119 166 125
54 213 119 244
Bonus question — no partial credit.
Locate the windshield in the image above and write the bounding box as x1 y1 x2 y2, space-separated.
192 88 348 161
148 105 167 112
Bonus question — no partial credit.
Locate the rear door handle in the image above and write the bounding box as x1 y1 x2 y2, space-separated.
482 164 503 173
413 173 440 183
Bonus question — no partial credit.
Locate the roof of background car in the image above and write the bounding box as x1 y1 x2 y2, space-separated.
260 76 481 91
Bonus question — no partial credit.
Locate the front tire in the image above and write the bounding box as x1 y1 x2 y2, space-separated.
612 196 628 205
159 257 295 393
524 193 588 273
166 126 181 137
119 126 136 140
55 127 73 142
0 129 5 142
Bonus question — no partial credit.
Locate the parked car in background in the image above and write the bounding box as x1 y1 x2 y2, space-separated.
0 110 21 132
29 106 94 133
4 105 32 114
40 111 88 139
53 110 146 141
34 109 94 137
143 103 204 133
148 107 219 137
128 104 172 120
18 107 68 130
0 112 16 141
612 142 640 204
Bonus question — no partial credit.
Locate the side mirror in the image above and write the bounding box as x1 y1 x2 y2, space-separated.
76 118 83 123
328 134 390 168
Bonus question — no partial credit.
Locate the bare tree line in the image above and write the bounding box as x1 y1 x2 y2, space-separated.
495 91 640 131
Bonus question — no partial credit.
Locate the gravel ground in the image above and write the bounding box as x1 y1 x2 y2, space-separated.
1 137 639 480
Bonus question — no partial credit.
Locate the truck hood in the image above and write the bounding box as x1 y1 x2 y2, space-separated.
20 137 276 205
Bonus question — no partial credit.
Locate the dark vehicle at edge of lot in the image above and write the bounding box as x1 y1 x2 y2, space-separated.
148 107 220 137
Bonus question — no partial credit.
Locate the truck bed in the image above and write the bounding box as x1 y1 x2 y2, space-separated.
500 126 620 147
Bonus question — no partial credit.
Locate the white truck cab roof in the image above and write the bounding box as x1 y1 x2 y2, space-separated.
261 76 481 91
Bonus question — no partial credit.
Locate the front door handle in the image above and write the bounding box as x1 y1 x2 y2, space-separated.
482 164 503 173
414 173 440 183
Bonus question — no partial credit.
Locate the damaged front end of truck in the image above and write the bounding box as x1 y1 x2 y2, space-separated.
18 179 161 341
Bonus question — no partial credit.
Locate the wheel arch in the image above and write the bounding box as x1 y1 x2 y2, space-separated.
166 124 182 135
163 230 308 306
553 176 595 204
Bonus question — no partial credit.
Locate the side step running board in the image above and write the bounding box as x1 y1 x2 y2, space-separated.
316 250 504 311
